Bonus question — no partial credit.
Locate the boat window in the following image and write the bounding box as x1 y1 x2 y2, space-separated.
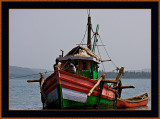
83 62 87 70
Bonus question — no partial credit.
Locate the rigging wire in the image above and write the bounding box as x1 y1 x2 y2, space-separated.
91 24 118 71
73 10 94 55
97 34 118 69
79 24 88 45
91 27 95 35
87 33 95 48
91 33 95 40
96 44 105 72
72 24 88 55
72 22 94 55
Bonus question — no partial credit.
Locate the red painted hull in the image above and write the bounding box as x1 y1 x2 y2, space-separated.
116 93 149 108
42 69 116 101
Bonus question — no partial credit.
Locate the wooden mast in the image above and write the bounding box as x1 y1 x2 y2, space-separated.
87 13 92 50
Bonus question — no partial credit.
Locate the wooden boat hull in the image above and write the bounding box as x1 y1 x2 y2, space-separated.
116 93 149 108
42 70 116 109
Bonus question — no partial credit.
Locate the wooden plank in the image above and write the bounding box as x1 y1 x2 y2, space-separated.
88 74 105 96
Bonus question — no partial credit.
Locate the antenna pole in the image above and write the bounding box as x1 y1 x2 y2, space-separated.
87 11 92 50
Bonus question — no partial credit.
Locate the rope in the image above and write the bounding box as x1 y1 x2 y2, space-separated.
72 24 88 55
91 27 94 34
92 27 106 72
91 33 95 40
98 34 118 69
92 26 118 71
96 44 105 72
80 24 88 45
87 33 95 48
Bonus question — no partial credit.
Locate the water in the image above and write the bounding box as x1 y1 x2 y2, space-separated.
9 78 151 110
9 78 42 110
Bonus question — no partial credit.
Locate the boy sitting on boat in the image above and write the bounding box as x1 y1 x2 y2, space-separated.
54 59 76 74
64 59 76 74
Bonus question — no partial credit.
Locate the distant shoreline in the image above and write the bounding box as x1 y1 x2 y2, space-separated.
9 66 151 79
98 71 151 79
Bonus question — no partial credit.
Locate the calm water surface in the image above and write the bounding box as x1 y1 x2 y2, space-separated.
9 78 151 110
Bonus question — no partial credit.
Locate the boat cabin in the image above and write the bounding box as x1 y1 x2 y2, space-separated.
56 46 102 79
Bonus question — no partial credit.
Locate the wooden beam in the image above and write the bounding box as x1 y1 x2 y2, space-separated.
114 66 124 87
91 79 117 83
112 86 118 89
102 79 117 83
101 60 112 62
88 74 105 96
121 85 135 89
27 79 40 82
112 85 135 89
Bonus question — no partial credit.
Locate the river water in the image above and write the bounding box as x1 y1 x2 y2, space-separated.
9 78 151 110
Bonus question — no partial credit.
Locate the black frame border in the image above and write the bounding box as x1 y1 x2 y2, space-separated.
2 1 159 117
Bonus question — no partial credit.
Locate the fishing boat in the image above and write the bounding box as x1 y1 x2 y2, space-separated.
116 92 149 108
27 11 144 109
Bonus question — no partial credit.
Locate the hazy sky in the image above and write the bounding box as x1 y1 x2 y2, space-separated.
9 9 151 71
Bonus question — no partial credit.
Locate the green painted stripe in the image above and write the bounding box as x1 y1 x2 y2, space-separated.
62 95 115 108
57 84 63 107
45 97 115 109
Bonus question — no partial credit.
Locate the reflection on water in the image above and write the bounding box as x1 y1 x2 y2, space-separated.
9 78 151 110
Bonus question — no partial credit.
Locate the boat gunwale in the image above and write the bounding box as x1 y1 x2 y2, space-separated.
43 71 57 86
117 92 149 103
60 70 116 92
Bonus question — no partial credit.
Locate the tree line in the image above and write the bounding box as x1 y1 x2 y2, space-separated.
98 71 151 79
